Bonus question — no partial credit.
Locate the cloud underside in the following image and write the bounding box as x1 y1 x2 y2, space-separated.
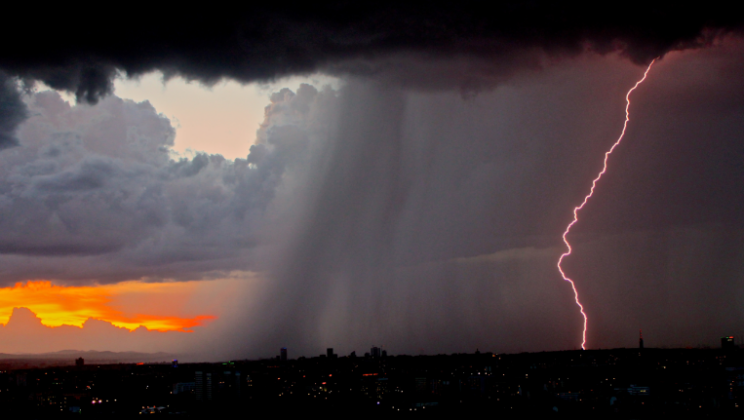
0 4 741 152
0 4 741 154
1 4 743 104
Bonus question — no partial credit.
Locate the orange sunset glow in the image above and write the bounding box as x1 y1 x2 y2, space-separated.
0 281 216 332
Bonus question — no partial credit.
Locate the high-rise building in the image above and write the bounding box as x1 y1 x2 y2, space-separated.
235 372 241 397
722 336 735 351
371 346 381 358
280 347 288 362
327 348 334 358
172 359 178 368
75 357 84 367
195 371 204 401
639 330 644 349
195 371 213 401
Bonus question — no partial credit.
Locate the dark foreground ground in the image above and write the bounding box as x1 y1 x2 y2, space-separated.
1 347 743 417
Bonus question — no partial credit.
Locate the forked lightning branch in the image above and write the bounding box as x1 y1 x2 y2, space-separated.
557 60 656 350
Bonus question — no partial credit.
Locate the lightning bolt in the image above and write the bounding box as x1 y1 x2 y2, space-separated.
558 59 655 350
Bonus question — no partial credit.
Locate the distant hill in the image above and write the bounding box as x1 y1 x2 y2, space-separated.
0 350 176 363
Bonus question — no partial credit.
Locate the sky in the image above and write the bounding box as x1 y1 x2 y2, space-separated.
111 73 341 160
1 5 744 359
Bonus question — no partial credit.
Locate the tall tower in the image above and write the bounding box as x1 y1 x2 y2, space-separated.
639 330 644 349
280 347 288 362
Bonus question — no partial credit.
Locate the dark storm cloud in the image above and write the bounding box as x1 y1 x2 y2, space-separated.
2 2 743 104
0 73 28 149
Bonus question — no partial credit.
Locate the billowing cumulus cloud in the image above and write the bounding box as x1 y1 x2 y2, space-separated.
0 84 332 283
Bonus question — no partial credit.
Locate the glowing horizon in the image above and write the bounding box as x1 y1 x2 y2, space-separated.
558 60 656 350
0 280 216 332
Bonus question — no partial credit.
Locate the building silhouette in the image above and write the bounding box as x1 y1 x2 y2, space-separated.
722 336 735 351
639 330 644 349
280 347 288 362
173 382 195 395
195 371 212 401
